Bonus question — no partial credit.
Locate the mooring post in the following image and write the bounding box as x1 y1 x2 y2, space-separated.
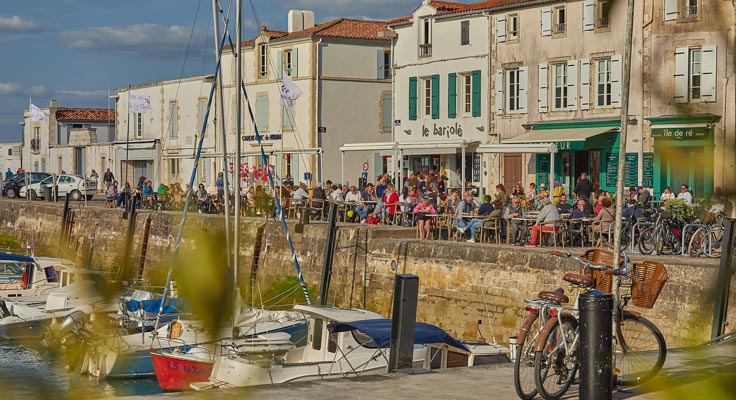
123 199 137 278
61 193 71 241
388 274 419 373
712 217 735 339
579 290 613 400
318 202 338 305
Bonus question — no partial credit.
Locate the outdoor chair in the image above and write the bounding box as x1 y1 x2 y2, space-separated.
540 220 567 248
481 217 502 244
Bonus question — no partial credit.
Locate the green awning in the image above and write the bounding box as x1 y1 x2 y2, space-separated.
505 127 619 150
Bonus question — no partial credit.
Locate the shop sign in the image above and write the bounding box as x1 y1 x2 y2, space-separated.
555 141 584 151
651 127 708 139
242 134 282 141
421 122 463 138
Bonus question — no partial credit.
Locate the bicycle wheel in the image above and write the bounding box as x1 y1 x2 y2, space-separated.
534 315 578 400
703 229 723 258
638 227 656 255
687 227 707 257
616 314 667 386
514 313 541 400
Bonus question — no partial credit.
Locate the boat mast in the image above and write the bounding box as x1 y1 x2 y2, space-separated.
233 0 243 337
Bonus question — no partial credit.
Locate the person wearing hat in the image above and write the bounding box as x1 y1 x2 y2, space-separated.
525 197 560 247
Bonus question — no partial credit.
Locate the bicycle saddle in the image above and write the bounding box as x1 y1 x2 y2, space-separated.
538 288 569 304
562 273 595 287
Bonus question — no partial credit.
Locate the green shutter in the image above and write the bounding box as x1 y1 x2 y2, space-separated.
409 77 417 121
472 70 481 117
448 73 457 118
431 74 440 119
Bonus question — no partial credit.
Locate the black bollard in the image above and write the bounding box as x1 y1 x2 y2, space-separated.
388 274 418 372
579 290 613 400
318 202 338 305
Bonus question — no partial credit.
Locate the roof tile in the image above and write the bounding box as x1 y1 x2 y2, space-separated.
56 108 116 122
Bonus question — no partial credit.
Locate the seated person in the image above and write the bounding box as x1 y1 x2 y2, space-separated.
196 183 209 212
622 200 646 220
477 195 494 216
142 180 155 208
556 193 572 214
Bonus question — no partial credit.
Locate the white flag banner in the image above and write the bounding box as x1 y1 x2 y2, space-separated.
30 103 48 122
279 75 302 107
129 93 152 114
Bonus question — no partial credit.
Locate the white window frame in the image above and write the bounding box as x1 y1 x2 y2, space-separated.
168 101 178 138
553 6 566 34
508 14 519 39
423 77 432 117
284 49 293 76
596 0 610 27
419 18 432 57
553 63 568 110
135 113 143 138
688 48 702 101
506 68 521 113
169 159 180 178
259 44 268 78
462 74 472 115
596 58 612 107
684 0 698 19
460 20 470 46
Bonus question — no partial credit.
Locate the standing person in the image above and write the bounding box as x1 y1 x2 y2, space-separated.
5 168 12 180
677 184 693 205
103 168 114 192
381 184 399 223
413 197 437 240
450 169 462 191
524 198 561 247
106 181 118 208
573 171 593 201
552 181 565 205
89 169 99 192
660 185 676 201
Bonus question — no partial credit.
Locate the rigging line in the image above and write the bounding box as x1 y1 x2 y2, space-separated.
153 29 230 331
247 0 314 180
152 0 206 187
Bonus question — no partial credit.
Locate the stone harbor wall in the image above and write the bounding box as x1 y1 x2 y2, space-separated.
0 199 733 348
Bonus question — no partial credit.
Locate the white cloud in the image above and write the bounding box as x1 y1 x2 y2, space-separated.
58 23 209 58
56 89 109 97
0 83 22 95
0 15 42 33
26 85 47 96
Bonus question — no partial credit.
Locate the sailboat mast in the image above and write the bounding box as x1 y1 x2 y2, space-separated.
233 0 243 336
212 0 231 267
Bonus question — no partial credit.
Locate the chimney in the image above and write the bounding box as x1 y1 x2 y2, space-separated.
288 10 315 33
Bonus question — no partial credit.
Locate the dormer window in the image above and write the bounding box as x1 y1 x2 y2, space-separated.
419 18 432 58
284 50 293 76
259 44 268 78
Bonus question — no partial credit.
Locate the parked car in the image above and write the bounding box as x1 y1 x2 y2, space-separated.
20 174 96 201
2 172 51 199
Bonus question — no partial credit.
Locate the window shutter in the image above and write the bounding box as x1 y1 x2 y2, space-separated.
409 77 418 120
673 48 688 103
583 0 595 31
611 55 623 107
579 59 591 110
566 60 578 111
276 50 283 78
519 66 528 114
377 50 385 80
540 7 552 36
663 0 678 21
701 45 717 102
292 48 299 77
538 63 548 113
431 74 440 119
495 69 504 115
496 15 507 43
472 70 481 117
448 73 457 118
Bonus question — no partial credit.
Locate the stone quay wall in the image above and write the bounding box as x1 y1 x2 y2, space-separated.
0 199 732 348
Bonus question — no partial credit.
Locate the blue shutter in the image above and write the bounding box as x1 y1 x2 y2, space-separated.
471 70 481 117
409 77 417 120
431 74 440 119
448 73 457 118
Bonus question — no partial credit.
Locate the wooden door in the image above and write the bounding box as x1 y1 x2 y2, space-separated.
503 153 522 189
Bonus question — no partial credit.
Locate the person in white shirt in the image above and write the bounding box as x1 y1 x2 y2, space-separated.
344 186 362 203
328 184 343 202
677 184 693 205
291 183 310 205
659 185 676 201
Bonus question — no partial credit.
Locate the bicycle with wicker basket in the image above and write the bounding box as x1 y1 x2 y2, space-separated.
530 249 668 400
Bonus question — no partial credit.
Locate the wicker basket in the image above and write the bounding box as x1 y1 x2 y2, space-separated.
631 261 668 308
580 249 622 293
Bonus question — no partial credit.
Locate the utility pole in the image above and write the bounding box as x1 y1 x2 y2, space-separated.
612 0 635 265
233 0 243 338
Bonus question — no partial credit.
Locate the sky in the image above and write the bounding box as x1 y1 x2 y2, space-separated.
0 0 463 143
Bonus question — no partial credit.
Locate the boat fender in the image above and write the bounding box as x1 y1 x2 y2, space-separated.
20 271 29 289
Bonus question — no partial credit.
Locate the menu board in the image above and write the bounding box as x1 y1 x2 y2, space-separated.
536 154 550 188
607 152 641 188
642 153 654 188
472 153 481 183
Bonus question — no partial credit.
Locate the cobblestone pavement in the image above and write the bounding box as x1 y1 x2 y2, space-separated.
141 341 736 400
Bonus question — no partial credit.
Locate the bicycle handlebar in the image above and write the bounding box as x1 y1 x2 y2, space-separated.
551 250 611 272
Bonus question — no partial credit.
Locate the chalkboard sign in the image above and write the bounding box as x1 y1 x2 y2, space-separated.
536 154 550 188
624 153 638 187
606 153 618 187
642 153 654 188
472 153 481 183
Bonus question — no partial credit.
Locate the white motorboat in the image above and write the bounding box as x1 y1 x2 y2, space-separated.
0 252 75 303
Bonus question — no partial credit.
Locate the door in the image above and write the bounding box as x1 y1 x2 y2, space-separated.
503 153 522 189
57 175 74 195
75 147 85 176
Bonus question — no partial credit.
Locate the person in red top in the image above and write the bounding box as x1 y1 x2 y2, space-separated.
381 184 399 223
594 193 606 215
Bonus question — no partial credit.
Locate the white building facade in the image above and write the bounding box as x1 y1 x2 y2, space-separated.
0 143 22 175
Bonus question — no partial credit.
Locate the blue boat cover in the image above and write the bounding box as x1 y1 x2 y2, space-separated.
328 319 469 352
0 253 35 263
125 298 188 314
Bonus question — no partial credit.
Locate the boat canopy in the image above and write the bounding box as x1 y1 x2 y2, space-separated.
328 319 469 352
0 253 35 263
125 298 188 314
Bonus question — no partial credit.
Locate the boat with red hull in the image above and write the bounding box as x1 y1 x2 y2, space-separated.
150 348 214 391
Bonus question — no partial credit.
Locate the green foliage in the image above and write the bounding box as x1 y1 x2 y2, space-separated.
662 198 698 222
0 233 22 250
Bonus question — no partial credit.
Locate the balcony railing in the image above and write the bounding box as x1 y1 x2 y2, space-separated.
553 23 566 34
598 17 609 28
419 44 432 58
383 65 391 79
30 138 40 153
685 5 698 18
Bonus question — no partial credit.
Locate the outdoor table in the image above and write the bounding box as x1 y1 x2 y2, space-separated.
568 217 595 246
509 217 537 244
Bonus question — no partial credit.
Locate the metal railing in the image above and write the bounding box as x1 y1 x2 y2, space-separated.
30 138 40 153
553 23 566 34
685 5 698 18
598 17 609 28
419 44 432 58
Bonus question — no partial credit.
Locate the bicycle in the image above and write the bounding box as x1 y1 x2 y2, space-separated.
532 250 668 400
638 211 686 255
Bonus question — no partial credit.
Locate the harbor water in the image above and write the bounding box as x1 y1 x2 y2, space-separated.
0 339 162 399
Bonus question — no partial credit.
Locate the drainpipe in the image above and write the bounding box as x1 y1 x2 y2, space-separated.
316 38 323 182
